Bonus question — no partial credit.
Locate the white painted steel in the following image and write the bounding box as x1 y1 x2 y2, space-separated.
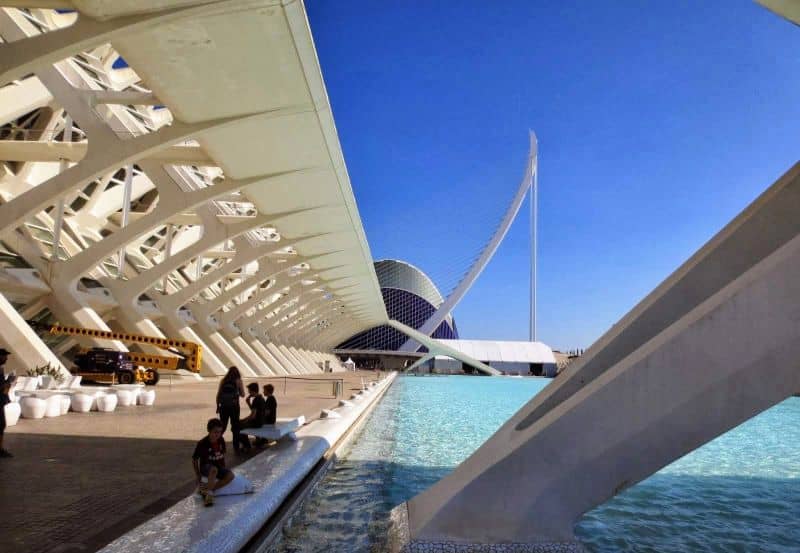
400 133 538 351
0 1 388 375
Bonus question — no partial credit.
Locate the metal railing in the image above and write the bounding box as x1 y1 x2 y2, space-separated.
257 376 345 398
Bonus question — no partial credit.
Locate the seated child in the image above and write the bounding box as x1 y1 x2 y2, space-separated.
192 418 234 506
240 383 266 446
263 383 277 425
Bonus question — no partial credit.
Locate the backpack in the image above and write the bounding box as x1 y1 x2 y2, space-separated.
218 380 239 408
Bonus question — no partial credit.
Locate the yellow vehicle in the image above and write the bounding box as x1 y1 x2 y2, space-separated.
49 325 202 385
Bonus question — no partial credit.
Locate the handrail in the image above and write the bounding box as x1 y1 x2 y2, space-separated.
252 374 382 397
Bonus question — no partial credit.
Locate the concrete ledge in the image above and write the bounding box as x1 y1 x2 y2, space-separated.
100 373 396 553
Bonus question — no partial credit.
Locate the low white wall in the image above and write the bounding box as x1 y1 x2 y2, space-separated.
100 373 397 553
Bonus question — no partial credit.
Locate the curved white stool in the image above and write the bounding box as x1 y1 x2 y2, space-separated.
4 402 21 426
71 393 94 413
45 395 64 417
138 390 156 406
20 397 47 419
115 389 135 407
96 393 118 413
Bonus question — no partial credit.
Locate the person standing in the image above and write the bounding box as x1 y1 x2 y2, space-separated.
0 347 14 458
215 366 249 453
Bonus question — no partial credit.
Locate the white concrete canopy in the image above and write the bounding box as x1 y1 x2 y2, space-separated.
0 0 392 375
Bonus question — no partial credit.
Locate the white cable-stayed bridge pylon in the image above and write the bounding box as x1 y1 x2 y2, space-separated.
398 131 538 352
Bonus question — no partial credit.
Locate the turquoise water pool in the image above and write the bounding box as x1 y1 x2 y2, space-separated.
276 375 800 552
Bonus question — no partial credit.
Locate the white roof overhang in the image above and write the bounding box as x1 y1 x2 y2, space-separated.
95 0 388 338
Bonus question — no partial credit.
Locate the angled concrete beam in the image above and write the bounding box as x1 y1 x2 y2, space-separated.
393 161 800 550
0 141 213 165
87 90 161 106
515 161 800 432
162 235 334 313
389 319 498 376
0 291 68 376
260 292 330 337
54 173 274 286
220 272 322 326
0 112 265 237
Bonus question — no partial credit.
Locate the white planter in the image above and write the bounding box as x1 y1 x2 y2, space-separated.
96 393 118 412
20 396 46 419
44 395 64 417
138 390 156 406
70 393 94 413
116 389 136 407
3 402 21 426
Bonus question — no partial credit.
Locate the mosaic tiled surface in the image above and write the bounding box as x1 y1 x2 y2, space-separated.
401 541 585 553
390 501 585 553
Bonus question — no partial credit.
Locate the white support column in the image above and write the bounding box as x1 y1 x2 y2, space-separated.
248 337 288 376
286 346 317 373
530 133 538 342
225 331 272 376
293 347 323 372
265 341 301 375
188 321 257 377
51 115 72 261
279 345 308 374
0 292 68 377
161 223 173 292
117 164 133 277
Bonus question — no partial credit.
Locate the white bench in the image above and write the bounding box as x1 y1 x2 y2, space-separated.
240 416 305 442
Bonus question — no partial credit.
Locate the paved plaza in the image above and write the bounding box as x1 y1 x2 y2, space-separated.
0 371 381 553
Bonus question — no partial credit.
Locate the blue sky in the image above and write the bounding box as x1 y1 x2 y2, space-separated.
306 1 800 351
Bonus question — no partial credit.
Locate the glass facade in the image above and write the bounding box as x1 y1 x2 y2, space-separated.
337 260 458 351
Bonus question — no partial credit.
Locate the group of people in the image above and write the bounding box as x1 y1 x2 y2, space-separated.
192 366 278 506
2 352 277 505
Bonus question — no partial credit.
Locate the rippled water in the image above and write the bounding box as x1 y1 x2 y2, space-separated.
276 375 800 553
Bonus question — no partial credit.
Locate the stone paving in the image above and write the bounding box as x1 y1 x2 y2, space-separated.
0 371 381 553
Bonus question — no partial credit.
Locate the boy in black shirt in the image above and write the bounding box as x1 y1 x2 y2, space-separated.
263 383 277 425
192 418 234 506
240 383 266 447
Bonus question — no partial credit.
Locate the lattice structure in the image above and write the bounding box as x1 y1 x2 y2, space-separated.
0 2 388 377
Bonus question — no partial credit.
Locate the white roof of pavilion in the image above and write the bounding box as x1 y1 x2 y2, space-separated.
435 339 557 364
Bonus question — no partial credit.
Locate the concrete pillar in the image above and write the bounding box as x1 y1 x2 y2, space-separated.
278 344 308 374
229 334 273 376
249 338 288 376
0 292 68 377
292 347 322 373
283 346 312 373
193 324 257 377
266 342 301 375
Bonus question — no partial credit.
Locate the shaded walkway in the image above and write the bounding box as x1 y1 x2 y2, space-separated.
1 372 379 553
